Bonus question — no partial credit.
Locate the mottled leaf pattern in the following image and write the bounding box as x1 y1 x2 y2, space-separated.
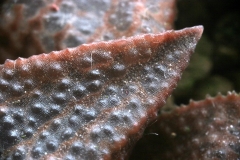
0 0 176 63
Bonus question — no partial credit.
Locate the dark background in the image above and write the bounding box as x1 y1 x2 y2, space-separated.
172 0 240 105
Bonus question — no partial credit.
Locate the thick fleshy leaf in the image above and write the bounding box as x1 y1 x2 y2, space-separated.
0 26 203 159
0 0 176 63
131 92 240 160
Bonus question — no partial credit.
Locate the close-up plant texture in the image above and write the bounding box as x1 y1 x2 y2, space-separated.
0 0 239 160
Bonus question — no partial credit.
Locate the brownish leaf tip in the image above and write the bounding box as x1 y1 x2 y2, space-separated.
131 91 240 160
0 26 203 159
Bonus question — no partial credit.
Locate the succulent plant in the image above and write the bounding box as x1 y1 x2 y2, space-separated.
0 0 239 159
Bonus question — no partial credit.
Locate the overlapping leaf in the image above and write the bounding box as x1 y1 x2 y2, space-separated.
0 0 176 63
131 92 240 160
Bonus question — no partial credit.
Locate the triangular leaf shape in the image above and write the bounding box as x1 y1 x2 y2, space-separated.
0 26 203 159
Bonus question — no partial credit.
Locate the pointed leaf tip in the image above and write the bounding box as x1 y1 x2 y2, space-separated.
0 27 202 159
191 25 204 40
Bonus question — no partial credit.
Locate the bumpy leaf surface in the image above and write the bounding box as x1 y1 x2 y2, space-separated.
131 92 240 160
0 26 203 159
